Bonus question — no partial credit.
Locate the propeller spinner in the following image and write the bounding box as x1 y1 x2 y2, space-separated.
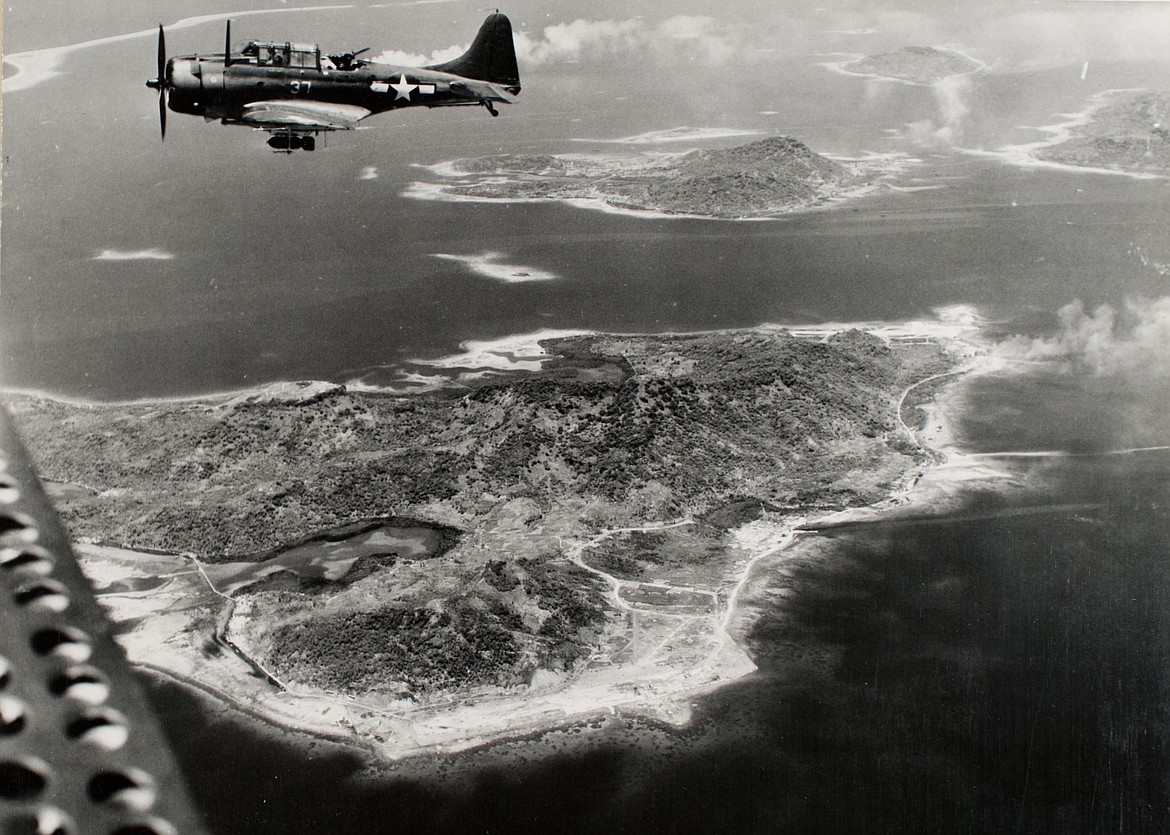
145 24 170 139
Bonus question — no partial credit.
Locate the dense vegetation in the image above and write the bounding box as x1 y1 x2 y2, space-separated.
583 527 735 585
9 327 952 696
12 329 944 558
261 556 608 695
269 604 522 693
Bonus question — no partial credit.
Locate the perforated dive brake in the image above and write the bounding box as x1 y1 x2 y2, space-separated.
0 404 206 834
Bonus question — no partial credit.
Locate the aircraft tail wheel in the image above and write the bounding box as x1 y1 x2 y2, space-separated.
303 136 316 152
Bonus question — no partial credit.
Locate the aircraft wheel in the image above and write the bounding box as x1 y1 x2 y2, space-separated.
303 136 316 152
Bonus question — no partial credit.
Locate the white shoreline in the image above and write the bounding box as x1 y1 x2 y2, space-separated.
568 126 765 145
403 144 910 222
819 48 987 87
403 171 900 222
4 308 976 405
968 88 1164 179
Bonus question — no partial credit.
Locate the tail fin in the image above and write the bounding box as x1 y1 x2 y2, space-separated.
429 13 520 91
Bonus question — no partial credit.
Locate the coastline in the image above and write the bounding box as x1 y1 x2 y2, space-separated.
402 143 908 222
967 87 1164 179
4 308 971 407
818 48 987 87
61 315 1000 763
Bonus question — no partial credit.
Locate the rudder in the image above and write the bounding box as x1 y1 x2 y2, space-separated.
429 13 520 90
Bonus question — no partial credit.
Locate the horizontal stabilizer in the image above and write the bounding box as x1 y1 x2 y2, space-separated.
450 79 518 103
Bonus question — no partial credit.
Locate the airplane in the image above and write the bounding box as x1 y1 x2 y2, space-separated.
146 12 521 152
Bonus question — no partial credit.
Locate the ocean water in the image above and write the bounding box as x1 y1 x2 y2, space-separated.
5 156 1169 399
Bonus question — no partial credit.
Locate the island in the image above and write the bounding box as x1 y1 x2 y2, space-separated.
839 46 983 85
8 325 972 758
407 136 895 219
1029 90 1170 175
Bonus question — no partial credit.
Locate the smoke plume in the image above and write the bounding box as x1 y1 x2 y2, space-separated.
996 297 1170 377
903 74 974 148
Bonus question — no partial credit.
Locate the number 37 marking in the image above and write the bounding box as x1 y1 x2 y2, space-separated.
290 80 313 94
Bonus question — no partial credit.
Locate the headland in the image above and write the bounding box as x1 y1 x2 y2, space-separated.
971 89 1170 178
1028 90 1170 175
8 319 985 759
406 136 900 220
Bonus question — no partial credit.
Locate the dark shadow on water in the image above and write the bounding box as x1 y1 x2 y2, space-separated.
726 462 1170 834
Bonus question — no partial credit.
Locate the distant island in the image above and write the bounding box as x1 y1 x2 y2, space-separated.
1030 91 1170 174
10 325 966 757
408 136 894 219
840 46 983 84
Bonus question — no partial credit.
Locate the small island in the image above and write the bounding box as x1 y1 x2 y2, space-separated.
840 46 983 85
408 136 893 219
9 325 969 758
1030 91 1170 174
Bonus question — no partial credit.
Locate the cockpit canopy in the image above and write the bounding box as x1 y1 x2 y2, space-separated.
236 40 321 69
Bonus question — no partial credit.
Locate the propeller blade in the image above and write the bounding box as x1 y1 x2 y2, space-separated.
224 19 231 68
157 24 166 86
157 24 168 140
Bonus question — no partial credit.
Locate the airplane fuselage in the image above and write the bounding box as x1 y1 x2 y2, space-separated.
167 57 500 122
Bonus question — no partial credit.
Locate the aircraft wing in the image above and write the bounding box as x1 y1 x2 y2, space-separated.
238 101 372 131
450 79 518 103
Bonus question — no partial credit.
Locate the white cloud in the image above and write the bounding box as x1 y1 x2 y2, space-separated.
903 75 974 149
504 16 739 68
4 6 352 94
996 297 1170 377
92 248 175 261
370 13 738 68
658 15 712 40
368 44 465 66
972 7 1170 71
358 166 379 181
513 18 644 65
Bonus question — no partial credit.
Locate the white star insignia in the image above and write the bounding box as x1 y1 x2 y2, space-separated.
390 73 417 101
